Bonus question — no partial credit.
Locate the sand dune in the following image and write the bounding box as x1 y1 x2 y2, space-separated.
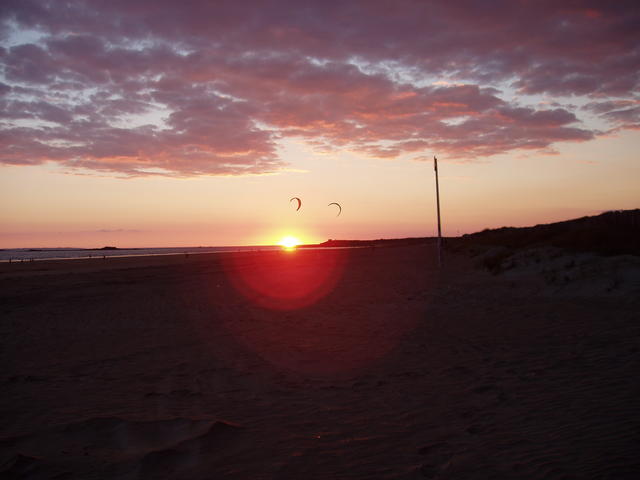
1 245 638 478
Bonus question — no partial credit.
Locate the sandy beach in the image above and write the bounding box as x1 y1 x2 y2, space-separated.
1 245 639 479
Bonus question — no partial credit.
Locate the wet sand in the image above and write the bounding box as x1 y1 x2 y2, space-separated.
1 245 639 479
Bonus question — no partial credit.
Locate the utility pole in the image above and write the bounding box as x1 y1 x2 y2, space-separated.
434 156 442 267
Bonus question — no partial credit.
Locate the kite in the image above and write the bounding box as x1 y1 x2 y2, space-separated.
290 197 302 211
328 202 342 217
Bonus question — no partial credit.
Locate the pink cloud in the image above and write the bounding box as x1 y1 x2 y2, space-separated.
0 0 637 176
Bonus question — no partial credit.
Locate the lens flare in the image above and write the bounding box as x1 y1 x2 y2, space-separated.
223 248 347 311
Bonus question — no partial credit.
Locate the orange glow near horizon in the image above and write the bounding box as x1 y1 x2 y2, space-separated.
278 235 300 250
1 129 639 249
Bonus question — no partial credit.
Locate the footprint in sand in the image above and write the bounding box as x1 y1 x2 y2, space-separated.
0 417 243 479
139 421 243 477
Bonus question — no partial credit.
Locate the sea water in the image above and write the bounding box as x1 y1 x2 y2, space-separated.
0 246 282 262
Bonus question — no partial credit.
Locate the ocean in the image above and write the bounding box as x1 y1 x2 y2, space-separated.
0 246 282 262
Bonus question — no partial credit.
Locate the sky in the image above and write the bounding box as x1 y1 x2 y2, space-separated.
1 0 638 248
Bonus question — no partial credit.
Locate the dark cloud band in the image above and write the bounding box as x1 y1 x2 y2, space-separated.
0 0 637 176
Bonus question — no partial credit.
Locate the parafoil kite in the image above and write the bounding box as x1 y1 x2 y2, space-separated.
290 197 302 211
328 202 342 217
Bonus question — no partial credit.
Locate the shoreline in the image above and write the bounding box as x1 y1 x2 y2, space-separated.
0 243 419 270
0 248 271 265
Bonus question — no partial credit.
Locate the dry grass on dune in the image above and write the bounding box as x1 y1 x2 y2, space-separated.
454 209 640 257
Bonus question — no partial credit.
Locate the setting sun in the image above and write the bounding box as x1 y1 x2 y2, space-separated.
278 236 300 249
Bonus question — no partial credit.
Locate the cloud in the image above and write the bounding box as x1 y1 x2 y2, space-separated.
584 99 640 131
0 0 637 176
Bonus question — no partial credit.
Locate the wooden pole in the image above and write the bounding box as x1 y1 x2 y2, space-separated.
434 155 442 267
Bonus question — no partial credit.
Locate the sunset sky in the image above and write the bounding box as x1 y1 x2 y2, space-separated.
1 1 638 248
